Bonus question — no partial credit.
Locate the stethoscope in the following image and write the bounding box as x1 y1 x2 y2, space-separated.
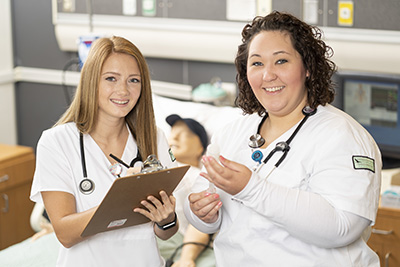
249 106 317 174
78 132 142 195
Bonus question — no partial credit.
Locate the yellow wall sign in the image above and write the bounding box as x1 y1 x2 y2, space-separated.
338 1 354 26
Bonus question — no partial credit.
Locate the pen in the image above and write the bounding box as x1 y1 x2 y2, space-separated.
109 154 130 168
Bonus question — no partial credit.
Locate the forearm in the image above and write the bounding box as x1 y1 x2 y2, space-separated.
42 191 95 248
235 176 370 248
51 207 96 248
154 220 179 240
179 225 211 262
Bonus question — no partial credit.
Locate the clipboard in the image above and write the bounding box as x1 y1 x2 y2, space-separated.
81 165 190 237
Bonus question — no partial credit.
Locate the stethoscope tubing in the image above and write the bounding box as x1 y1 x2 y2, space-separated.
80 132 88 178
78 132 142 194
252 107 316 173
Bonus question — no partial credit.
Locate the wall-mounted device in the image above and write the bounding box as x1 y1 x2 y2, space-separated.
77 34 102 67
332 70 400 167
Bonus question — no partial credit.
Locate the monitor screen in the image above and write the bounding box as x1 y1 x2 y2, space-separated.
332 71 400 166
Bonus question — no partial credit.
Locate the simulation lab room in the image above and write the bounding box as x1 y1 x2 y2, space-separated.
1 0 400 266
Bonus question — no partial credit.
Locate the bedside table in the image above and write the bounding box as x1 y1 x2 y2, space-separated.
368 207 400 266
0 144 36 250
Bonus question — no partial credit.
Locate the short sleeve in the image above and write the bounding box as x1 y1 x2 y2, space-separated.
308 119 382 223
30 129 77 204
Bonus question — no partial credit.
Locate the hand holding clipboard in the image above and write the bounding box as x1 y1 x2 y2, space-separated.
81 156 189 237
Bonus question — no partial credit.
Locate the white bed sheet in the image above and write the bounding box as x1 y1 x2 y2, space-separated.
152 94 243 141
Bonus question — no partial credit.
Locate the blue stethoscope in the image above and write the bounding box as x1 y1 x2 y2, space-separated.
78 132 142 194
249 106 317 173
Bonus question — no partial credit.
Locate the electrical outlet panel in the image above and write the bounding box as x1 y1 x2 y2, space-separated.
123 0 137 15
338 1 354 26
62 0 75 13
303 0 319 25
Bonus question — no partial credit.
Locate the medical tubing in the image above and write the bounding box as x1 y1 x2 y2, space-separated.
275 151 289 168
262 113 312 168
62 57 80 105
79 132 88 178
165 235 214 267
286 114 310 145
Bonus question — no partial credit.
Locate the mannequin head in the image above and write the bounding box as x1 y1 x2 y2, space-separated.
166 114 208 168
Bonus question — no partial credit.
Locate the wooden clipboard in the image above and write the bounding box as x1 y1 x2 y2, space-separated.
81 165 190 237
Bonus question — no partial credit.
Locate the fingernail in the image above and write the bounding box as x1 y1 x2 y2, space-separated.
214 194 219 199
217 201 222 207
203 156 210 162
204 192 210 197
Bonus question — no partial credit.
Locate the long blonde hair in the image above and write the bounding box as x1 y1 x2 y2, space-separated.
55 36 158 158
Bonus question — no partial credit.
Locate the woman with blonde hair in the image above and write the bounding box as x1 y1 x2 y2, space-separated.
31 36 178 266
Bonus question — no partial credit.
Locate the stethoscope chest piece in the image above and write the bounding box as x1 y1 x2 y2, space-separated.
249 134 265 149
249 107 316 173
79 178 95 194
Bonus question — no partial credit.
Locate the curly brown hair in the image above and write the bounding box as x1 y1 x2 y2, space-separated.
235 11 337 116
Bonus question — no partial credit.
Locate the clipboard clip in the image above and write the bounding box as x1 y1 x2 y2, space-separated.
141 154 165 174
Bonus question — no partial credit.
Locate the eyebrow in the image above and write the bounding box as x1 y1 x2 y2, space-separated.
102 72 141 77
249 50 290 58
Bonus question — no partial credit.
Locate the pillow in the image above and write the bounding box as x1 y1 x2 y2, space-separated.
152 94 243 141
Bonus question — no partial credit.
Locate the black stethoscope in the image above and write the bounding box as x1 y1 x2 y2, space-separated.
78 132 142 194
249 106 317 174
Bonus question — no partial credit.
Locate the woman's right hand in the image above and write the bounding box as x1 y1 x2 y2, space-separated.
188 191 222 223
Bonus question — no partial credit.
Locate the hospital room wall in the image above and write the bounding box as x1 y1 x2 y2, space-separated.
6 0 400 150
10 0 237 150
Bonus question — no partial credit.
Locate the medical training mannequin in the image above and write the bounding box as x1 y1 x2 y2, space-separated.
184 11 382 266
30 36 178 267
157 114 215 267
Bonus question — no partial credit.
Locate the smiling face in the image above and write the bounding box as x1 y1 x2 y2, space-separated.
98 52 141 123
246 30 309 118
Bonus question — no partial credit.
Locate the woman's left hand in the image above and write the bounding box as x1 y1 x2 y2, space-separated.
201 155 252 195
133 190 176 226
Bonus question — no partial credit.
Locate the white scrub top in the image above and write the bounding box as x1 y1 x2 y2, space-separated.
173 163 201 235
186 104 382 267
31 122 176 267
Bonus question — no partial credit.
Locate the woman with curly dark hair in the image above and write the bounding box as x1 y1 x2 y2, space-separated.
185 11 381 266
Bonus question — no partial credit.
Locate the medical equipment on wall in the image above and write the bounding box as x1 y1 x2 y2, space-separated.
250 106 317 174
79 132 167 195
192 77 228 105
77 34 102 67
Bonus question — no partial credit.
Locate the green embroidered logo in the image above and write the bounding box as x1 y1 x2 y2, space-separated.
352 156 375 173
169 148 176 162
